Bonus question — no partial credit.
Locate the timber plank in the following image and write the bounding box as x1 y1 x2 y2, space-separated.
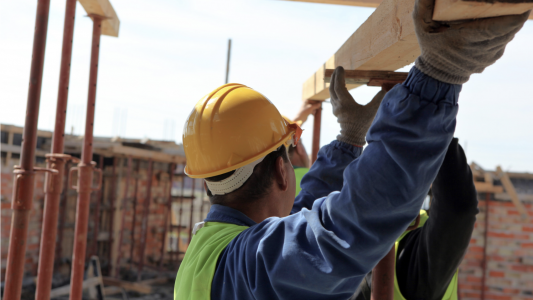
300 0 532 101
78 0 120 37
302 0 419 101
102 277 152 294
433 0 533 21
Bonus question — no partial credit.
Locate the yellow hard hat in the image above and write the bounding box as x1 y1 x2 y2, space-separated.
183 83 302 179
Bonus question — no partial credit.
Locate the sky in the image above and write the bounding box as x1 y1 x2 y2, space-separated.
1 0 532 172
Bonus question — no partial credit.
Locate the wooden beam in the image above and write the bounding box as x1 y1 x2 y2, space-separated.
49 277 101 298
284 0 381 7
302 0 420 100
323 69 409 85
496 166 531 222
300 0 533 100
474 181 504 194
78 0 120 37
433 0 533 21
102 277 152 294
110 145 186 164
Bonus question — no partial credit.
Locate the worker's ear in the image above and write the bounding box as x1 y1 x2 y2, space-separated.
274 156 289 192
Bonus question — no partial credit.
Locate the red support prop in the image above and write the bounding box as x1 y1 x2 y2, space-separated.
114 156 133 277
35 1 77 298
91 155 105 257
69 16 103 300
55 160 71 267
137 160 154 281
3 1 51 299
159 163 175 270
188 178 196 245
107 157 118 272
371 246 395 300
175 169 186 263
311 103 322 165
129 160 140 269
481 193 490 300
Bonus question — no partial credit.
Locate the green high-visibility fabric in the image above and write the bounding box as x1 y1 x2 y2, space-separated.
294 167 309 197
174 222 248 300
393 210 459 300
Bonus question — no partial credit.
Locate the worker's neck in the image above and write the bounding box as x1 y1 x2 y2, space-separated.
225 194 286 224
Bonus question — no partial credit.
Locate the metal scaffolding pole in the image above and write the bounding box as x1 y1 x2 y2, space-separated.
129 160 140 269
35 0 77 298
188 179 196 245
107 157 118 272
310 103 322 165
91 155 105 257
137 160 154 281
114 156 133 277
69 15 103 300
159 163 175 270
175 169 186 263
3 1 53 299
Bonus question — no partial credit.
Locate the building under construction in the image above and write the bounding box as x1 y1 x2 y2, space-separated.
1 123 210 298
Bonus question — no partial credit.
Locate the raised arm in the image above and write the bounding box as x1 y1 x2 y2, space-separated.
292 89 385 213
396 138 478 300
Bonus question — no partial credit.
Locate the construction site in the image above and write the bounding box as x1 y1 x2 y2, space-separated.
0 0 532 299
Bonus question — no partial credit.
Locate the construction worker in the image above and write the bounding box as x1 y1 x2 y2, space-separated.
349 138 478 300
285 101 321 196
174 0 529 297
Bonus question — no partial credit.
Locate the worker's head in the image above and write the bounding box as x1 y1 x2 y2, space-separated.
183 84 302 217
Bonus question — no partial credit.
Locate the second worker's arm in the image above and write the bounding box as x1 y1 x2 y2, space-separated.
396 138 479 300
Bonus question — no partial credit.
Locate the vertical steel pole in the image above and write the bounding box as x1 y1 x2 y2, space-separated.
69 16 102 300
4 1 51 299
114 157 133 277
310 103 322 165
159 163 174 270
129 160 140 269
175 169 186 263
371 246 395 300
35 1 77 298
137 160 153 281
55 160 71 267
225 39 232 84
188 179 196 245
91 155 105 257
107 157 118 272
481 193 490 300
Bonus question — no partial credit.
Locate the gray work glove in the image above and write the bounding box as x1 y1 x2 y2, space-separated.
329 66 386 146
414 0 530 84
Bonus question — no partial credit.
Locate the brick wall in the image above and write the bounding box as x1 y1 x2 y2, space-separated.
0 157 206 282
458 194 533 300
1 165 46 281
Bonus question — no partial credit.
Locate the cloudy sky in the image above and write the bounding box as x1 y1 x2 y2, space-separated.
1 0 532 172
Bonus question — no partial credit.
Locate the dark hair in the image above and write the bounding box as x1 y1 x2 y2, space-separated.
205 145 289 205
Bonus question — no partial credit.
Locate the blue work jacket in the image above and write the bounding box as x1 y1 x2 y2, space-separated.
203 67 461 300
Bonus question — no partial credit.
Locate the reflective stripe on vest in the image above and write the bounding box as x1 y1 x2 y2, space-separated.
174 222 248 300
393 210 459 300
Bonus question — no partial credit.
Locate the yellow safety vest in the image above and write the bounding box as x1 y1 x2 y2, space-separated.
393 210 459 300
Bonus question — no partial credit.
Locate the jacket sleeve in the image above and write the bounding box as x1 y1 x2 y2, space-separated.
211 67 461 300
291 142 363 214
396 138 479 300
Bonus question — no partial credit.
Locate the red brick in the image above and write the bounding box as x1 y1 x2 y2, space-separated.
489 271 505 277
467 276 482 283
486 294 511 300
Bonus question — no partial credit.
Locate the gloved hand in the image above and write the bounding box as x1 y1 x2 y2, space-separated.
413 0 530 84
329 66 386 146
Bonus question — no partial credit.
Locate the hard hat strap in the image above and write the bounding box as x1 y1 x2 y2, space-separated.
205 156 266 195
